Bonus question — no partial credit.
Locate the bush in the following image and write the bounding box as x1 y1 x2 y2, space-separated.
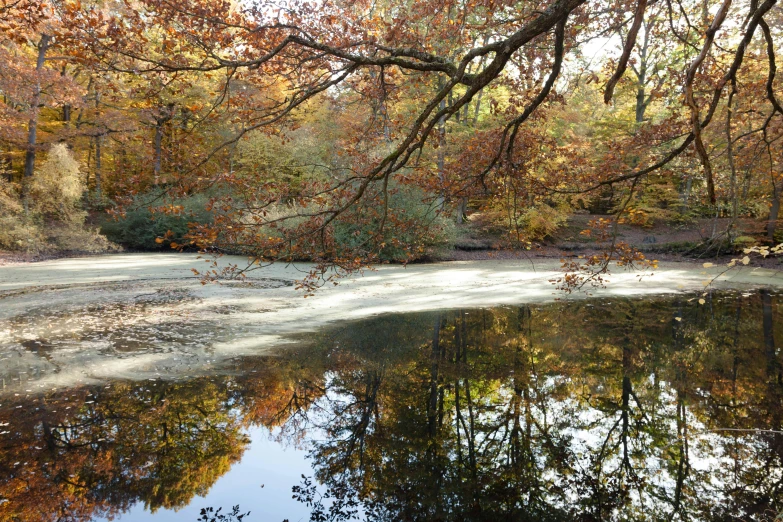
517 202 569 241
0 144 116 254
733 235 758 250
333 185 454 262
29 143 85 222
100 191 213 250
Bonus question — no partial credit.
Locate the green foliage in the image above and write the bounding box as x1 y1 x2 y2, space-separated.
733 235 758 250
101 191 213 250
333 185 455 262
235 132 308 191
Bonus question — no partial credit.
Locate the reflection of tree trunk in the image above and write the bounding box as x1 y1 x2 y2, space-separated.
669 388 690 519
621 372 632 471
762 289 779 383
620 306 636 475
760 289 783 511
341 371 381 473
454 311 467 474
465 378 476 477
426 314 445 520
428 315 441 437
731 296 742 394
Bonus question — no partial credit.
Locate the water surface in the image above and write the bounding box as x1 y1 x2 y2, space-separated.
2 290 783 521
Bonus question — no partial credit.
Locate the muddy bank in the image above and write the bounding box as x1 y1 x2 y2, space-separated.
1 253 782 393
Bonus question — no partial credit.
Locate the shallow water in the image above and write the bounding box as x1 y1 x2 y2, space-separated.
2 289 783 521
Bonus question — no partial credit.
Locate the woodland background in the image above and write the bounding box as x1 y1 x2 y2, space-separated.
0 0 781 280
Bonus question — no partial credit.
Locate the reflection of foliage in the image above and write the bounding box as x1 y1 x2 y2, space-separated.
0 378 249 521
281 291 783 521
292 475 364 522
197 505 251 522
2 291 783 521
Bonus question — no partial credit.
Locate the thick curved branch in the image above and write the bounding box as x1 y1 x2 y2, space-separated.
604 0 648 103
684 0 732 204
759 18 783 116
472 16 568 190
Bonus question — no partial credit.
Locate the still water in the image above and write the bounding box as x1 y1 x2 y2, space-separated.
2 289 783 521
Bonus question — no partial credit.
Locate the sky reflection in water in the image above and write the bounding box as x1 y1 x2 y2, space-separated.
1 289 783 521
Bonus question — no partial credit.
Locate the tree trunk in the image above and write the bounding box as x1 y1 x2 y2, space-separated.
456 197 467 225
154 121 164 179
22 34 51 215
634 21 650 124
0 150 11 181
94 135 102 201
94 90 102 201
437 98 446 211
23 34 52 181
767 182 781 242
153 103 175 182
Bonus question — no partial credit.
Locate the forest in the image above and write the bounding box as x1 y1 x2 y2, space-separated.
0 0 781 284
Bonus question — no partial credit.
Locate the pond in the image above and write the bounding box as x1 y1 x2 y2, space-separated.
1 289 783 521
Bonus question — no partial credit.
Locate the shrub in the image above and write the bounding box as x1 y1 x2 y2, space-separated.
29 143 85 222
733 235 758 250
0 144 116 254
333 185 454 262
518 202 569 241
101 191 213 250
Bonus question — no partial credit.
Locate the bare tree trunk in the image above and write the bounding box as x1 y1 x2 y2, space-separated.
679 174 693 213
153 103 175 182
634 21 651 124
23 34 52 212
472 89 484 126
95 135 102 201
437 98 446 210
154 122 164 179
456 197 467 224
768 182 781 242
0 149 11 180
94 90 102 201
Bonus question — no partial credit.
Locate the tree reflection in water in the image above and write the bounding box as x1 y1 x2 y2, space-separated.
1 290 782 521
